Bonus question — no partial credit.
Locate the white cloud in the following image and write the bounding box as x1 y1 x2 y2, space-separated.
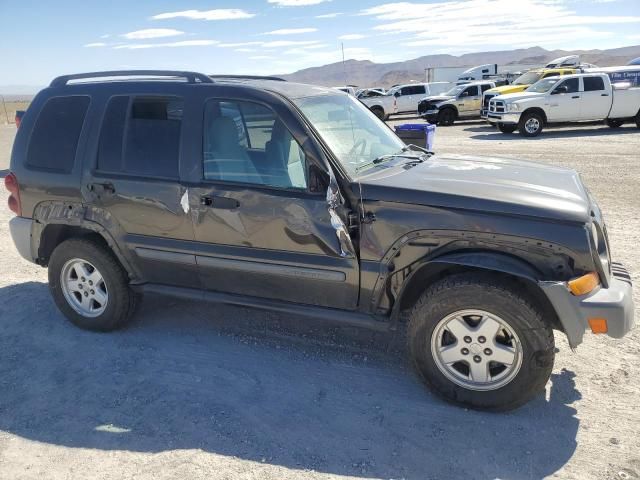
121 29 184 40
115 40 218 49
99 34 110 39
359 0 640 49
268 0 331 6
316 12 343 18
264 28 318 35
152 9 255 21
84 42 107 48
338 34 366 40
261 40 322 48
249 55 276 60
218 41 263 47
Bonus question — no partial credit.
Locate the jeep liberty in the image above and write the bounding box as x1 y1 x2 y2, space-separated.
7 71 635 410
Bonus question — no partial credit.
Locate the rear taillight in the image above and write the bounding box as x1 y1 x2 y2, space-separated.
4 173 22 216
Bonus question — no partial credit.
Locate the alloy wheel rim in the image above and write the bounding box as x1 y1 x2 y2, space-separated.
525 118 540 134
60 259 108 317
430 309 523 391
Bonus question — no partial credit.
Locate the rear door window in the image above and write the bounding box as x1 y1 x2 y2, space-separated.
583 76 605 91
97 96 183 178
27 96 90 172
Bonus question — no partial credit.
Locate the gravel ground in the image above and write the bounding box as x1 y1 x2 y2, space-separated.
0 120 639 480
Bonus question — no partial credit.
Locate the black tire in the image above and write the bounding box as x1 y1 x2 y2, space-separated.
518 111 544 137
498 123 517 134
370 107 385 121
635 112 640 129
48 238 139 332
407 273 555 411
437 108 456 126
606 119 624 128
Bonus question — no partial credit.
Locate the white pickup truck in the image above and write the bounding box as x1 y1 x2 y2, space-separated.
486 70 640 136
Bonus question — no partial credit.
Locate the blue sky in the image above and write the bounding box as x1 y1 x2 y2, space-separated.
1 0 639 87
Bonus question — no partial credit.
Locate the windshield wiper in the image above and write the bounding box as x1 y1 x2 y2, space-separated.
402 144 434 155
355 148 432 173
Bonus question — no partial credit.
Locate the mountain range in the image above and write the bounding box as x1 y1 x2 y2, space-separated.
278 45 640 88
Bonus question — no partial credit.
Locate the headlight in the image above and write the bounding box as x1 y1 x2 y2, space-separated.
507 103 521 112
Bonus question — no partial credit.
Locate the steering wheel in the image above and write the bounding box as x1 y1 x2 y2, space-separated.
347 138 367 160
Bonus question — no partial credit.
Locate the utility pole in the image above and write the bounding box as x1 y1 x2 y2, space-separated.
0 95 9 125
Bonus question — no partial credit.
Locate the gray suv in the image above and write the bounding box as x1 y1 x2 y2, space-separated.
6 70 635 411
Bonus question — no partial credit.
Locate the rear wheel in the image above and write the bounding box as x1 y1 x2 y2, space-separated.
407 273 555 411
518 112 544 137
606 119 624 128
48 238 138 331
437 109 456 126
635 112 640 129
498 123 517 134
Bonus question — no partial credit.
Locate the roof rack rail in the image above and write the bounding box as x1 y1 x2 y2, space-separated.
208 74 286 82
50 70 213 87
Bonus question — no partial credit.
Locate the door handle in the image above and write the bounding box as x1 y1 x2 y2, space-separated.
601 93 609 96
571 96 580 99
89 182 115 195
200 195 239 209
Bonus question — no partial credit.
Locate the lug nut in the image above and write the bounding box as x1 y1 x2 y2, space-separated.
464 336 472 343
484 348 492 356
90 289 95 295
461 348 469 355
88 280 93 286
78 284 83 289
84 291 89 297
81 277 86 282
473 355 482 363
478 336 486 343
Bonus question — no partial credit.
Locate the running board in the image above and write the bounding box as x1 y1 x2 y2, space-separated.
135 284 391 332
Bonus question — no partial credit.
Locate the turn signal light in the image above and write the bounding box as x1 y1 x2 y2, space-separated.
588 318 608 334
567 272 600 296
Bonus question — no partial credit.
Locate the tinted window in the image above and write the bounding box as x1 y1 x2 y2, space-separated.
556 78 579 93
481 84 492 92
583 76 605 91
203 99 307 189
400 85 425 96
462 86 479 97
27 96 89 172
97 96 182 178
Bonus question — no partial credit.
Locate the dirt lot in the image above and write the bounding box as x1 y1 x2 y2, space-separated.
0 120 639 480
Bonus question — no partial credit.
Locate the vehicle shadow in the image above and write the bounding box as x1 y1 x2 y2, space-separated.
0 282 580 479
468 124 638 139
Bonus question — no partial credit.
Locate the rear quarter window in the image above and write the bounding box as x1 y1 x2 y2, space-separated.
26 96 90 172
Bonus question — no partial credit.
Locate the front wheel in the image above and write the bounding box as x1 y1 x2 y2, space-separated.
498 123 517 134
437 109 456 126
48 238 138 331
407 273 555 411
606 119 624 128
518 112 544 137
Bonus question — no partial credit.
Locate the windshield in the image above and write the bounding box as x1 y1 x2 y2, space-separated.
513 71 542 85
443 84 466 96
293 94 406 177
526 78 559 93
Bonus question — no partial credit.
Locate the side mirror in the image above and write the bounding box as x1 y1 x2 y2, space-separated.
394 91 401 97
552 85 568 95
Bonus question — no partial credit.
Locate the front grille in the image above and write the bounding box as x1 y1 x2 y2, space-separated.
483 93 497 108
418 101 436 115
489 100 505 113
611 262 632 285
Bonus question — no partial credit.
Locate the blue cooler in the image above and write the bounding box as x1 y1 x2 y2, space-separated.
394 123 436 151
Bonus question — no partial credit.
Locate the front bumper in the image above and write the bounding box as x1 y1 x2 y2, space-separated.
420 109 439 122
540 263 635 348
487 112 521 125
9 217 35 263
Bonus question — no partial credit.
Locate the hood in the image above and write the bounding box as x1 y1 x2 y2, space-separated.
486 84 529 95
356 154 590 223
495 91 545 102
419 95 454 103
